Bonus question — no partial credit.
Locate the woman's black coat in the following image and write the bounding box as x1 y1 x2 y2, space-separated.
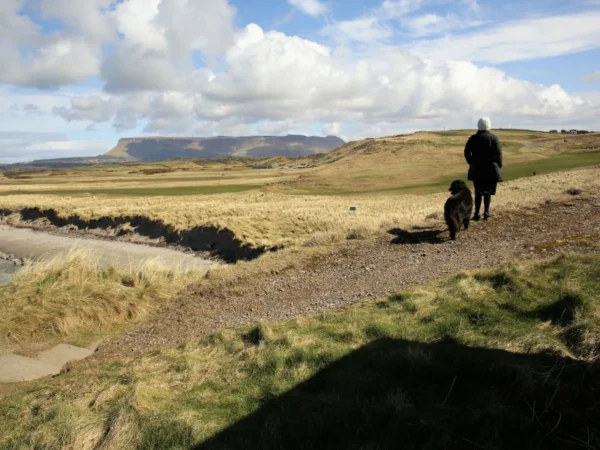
464 130 503 182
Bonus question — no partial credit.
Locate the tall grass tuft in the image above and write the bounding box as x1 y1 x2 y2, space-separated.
0 248 204 349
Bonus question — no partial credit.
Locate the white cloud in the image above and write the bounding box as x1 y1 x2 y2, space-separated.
15 37 101 89
0 132 111 164
22 104 43 114
101 0 236 92
404 13 483 37
52 24 600 141
0 87 84 134
1 0 236 91
410 11 600 64
114 0 166 52
462 0 480 13
322 17 392 43
323 0 482 44
3 0 600 159
0 1 102 88
25 139 110 153
110 0 236 57
7 103 44 115
101 49 189 92
323 122 341 136
157 0 236 58
53 96 116 122
581 70 600 84
40 0 116 42
378 0 429 19
288 0 327 16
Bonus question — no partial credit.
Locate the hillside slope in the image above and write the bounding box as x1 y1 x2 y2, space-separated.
107 135 345 161
272 130 600 194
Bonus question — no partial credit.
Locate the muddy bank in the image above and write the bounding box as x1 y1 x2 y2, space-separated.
0 208 279 263
0 225 217 271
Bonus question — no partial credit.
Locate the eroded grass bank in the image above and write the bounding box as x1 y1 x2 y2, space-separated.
1 168 599 253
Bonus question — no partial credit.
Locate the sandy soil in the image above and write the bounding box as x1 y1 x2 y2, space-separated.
0 225 217 271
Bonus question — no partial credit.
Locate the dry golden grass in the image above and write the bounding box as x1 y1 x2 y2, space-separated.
0 249 206 353
1 167 599 249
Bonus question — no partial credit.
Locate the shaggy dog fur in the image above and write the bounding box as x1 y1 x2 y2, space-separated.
444 180 474 240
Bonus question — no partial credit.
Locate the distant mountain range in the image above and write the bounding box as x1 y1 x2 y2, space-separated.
107 135 345 161
0 135 345 169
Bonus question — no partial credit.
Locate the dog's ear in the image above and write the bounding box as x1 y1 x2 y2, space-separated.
449 180 461 193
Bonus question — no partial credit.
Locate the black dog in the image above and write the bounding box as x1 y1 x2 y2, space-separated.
444 180 473 240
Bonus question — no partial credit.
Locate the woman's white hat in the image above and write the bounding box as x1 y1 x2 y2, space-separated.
478 117 492 131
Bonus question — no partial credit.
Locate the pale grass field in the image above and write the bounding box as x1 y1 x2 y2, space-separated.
2 131 597 197
1 167 598 248
0 162 285 190
0 173 281 192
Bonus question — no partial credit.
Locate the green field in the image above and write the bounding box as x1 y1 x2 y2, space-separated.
297 150 600 196
400 150 600 196
0 175 249 186
0 184 260 197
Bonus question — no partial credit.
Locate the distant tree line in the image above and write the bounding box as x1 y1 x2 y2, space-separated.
549 129 593 134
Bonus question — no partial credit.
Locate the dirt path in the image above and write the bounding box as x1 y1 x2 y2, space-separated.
0 225 218 271
96 195 600 359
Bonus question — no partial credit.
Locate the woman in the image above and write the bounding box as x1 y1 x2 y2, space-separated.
464 117 503 221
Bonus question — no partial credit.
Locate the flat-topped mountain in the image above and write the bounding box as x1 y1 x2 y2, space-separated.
107 135 345 161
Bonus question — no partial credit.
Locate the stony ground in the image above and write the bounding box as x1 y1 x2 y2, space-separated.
94 193 600 360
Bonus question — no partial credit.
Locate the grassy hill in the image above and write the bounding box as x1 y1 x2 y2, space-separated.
270 130 600 194
107 135 345 161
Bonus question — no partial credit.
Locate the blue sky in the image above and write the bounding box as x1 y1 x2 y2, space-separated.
1 0 600 163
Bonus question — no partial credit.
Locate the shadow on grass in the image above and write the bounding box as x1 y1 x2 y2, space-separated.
528 294 584 326
196 338 599 450
388 226 446 245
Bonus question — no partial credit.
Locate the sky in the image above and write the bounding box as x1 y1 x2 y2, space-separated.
1 0 600 163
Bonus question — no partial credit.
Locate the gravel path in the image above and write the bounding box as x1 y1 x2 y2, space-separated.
0 225 217 271
96 195 600 359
